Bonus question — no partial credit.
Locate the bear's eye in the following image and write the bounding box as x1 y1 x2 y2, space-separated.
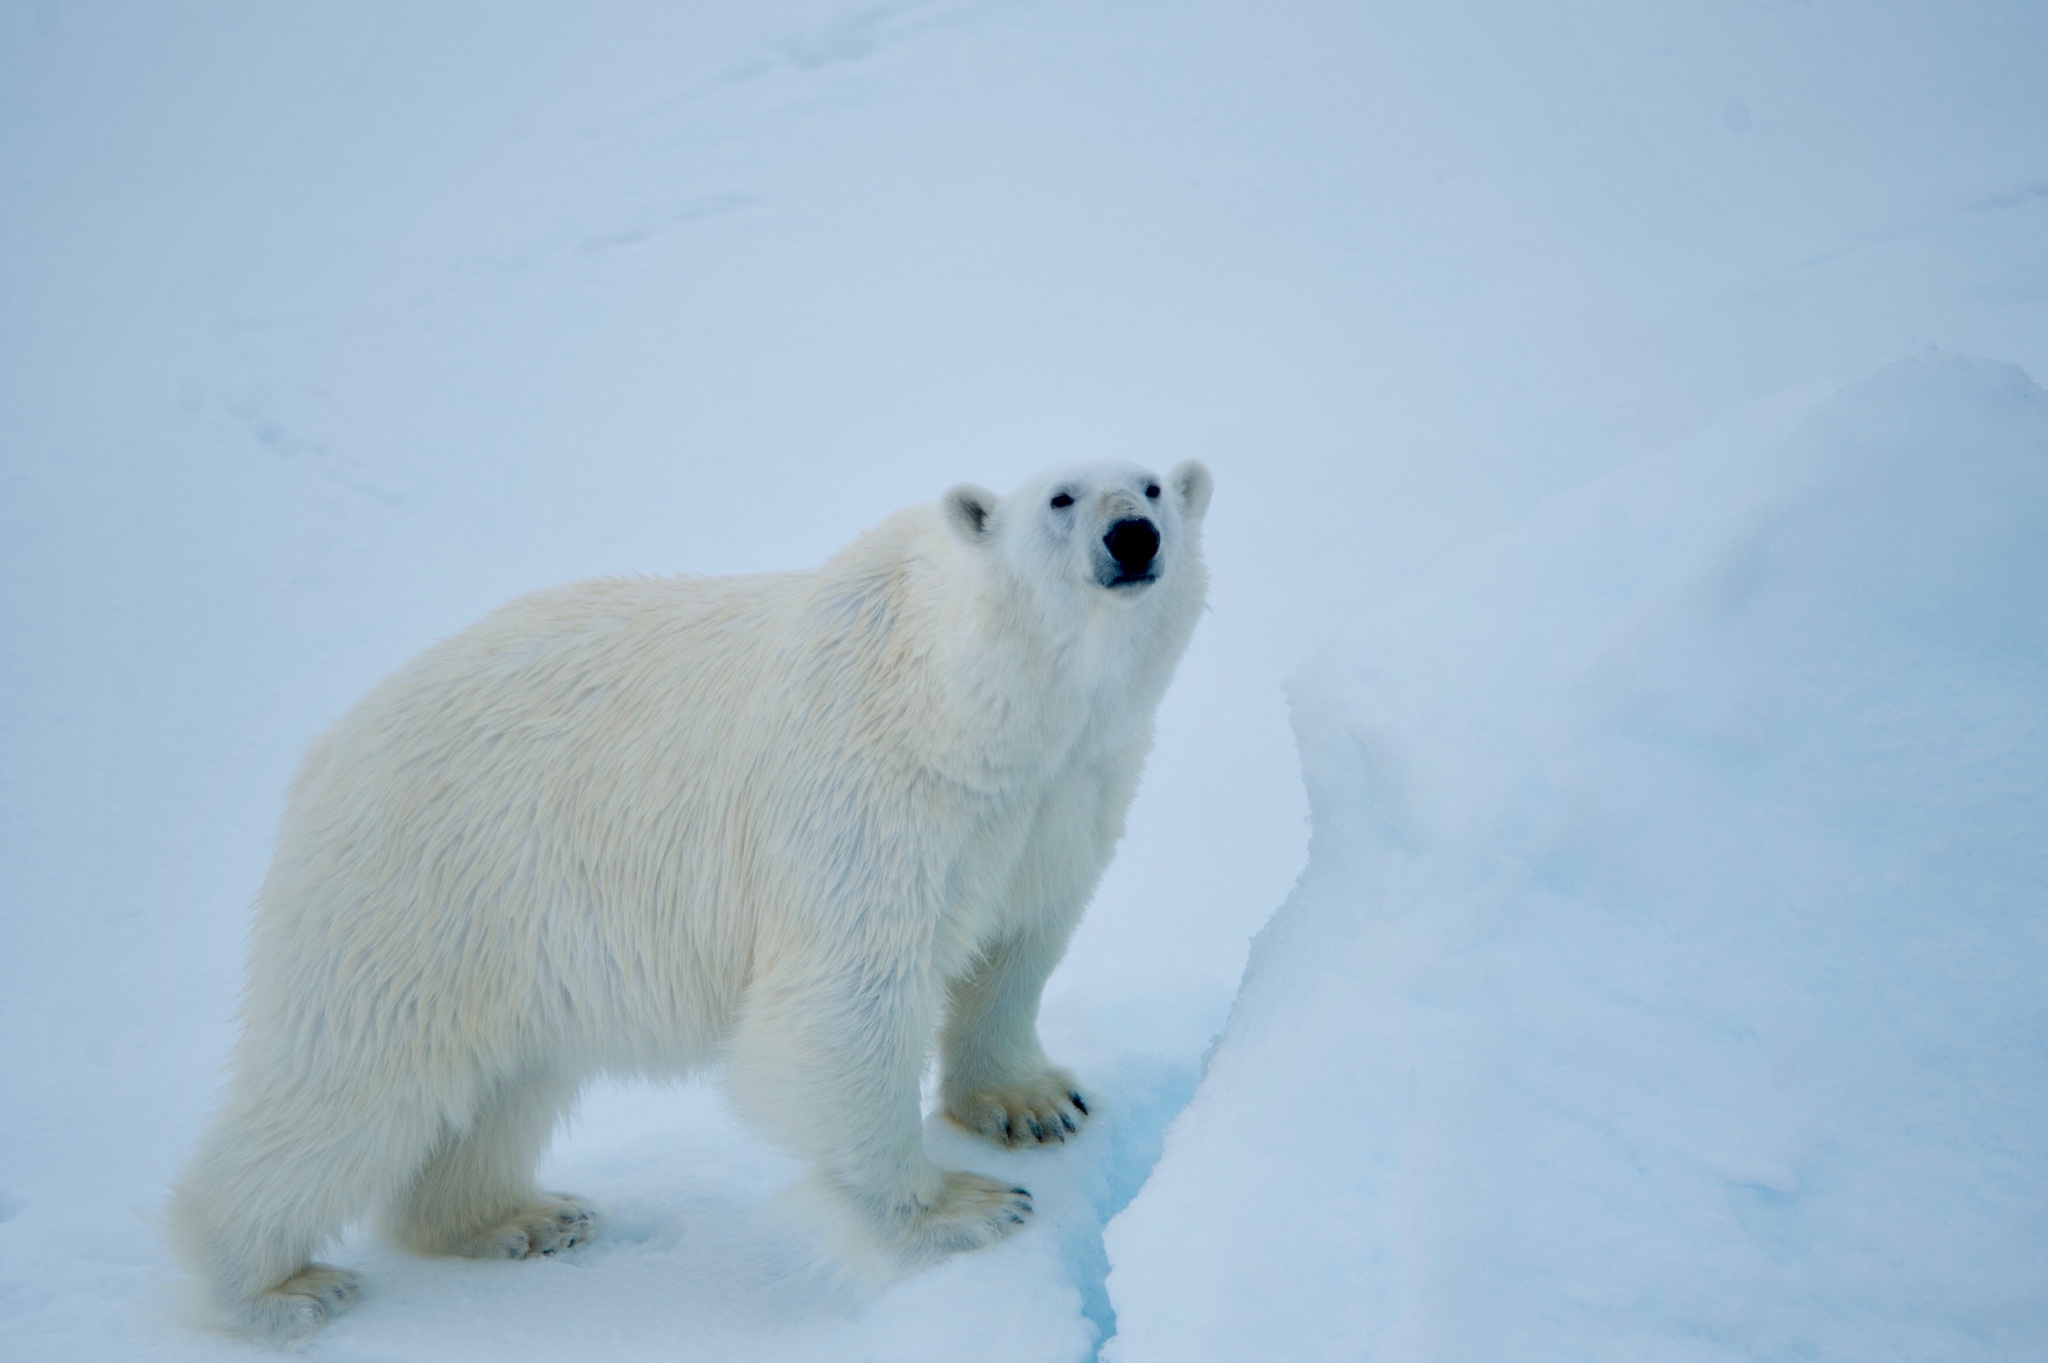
1050 493 1074 509
1145 483 1161 499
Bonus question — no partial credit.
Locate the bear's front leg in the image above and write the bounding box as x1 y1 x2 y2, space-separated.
725 948 1034 1270
940 927 1092 1148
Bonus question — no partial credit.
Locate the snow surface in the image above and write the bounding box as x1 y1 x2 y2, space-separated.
1105 355 2048 1361
3 2 2046 1360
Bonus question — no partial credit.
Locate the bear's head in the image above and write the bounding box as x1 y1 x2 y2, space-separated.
941 460 1213 608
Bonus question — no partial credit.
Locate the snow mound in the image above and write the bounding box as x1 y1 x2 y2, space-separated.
1103 353 2048 1361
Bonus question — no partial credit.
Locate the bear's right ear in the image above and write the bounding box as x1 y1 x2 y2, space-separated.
1169 459 1213 523
942 484 1000 545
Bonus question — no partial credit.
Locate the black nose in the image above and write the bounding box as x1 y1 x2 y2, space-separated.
1104 517 1160 576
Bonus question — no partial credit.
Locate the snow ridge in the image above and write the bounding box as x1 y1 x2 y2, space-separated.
1104 353 2048 1362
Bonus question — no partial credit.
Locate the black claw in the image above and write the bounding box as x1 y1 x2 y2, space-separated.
1028 1119 1046 1140
1059 1112 1076 1132
1069 1093 1089 1115
1010 1187 1029 1196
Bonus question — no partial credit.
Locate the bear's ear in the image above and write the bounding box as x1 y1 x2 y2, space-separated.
942 483 1000 545
1169 459 1213 523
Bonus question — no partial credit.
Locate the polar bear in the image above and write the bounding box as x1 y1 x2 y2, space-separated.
168 459 1212 1341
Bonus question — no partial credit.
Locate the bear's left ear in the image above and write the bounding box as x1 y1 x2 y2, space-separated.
942 484 1000 545
1168 459 1213 523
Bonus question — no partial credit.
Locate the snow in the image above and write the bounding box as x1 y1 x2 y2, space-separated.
3 2 2046 1360
1104 354 2048 1360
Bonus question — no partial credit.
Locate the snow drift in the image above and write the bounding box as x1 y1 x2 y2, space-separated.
1104 353 2048 1361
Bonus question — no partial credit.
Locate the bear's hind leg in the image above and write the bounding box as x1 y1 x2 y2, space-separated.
168 1082 446 1342
386 1072 597 1260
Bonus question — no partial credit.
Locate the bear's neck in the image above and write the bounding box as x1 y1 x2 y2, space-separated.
924 553 1196 787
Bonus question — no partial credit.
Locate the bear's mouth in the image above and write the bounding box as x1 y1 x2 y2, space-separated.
1106 571 1157 589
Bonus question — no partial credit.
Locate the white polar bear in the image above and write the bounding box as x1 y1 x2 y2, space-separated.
168 459 1213 1341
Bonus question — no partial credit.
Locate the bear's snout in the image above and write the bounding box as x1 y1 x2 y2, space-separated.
1104 518 1161 580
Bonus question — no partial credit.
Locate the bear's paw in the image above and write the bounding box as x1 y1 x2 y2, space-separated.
460 1194 599 1260
945 1073 1091 1148
238 1263 361 1341
891 1171 1034 1262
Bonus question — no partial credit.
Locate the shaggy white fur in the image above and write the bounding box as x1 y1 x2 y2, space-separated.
168 460 1212 1341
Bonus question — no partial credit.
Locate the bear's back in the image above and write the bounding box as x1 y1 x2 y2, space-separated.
248 569 844 1068
262 522 965 941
